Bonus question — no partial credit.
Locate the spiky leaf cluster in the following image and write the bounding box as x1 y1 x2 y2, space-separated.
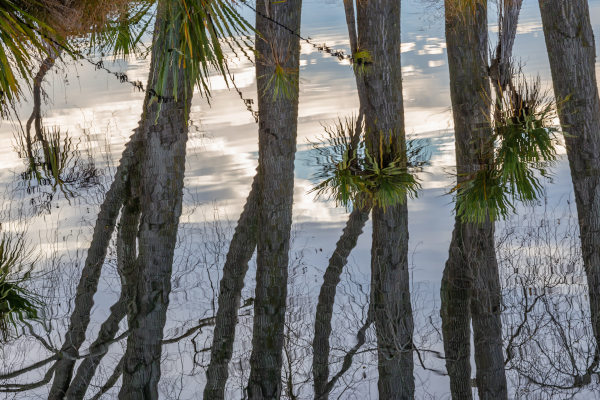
0 234 41 342
309 116 429 211
454 75 562 223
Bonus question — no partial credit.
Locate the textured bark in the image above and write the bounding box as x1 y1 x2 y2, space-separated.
440 215 473 400
468 220 505 400
489 0 524 93
64 178 142 399
444 1 508 399
26 45 61 141
117 2 191 398
355 0 414 397
204 173 259 400
312 204 371 400
538 0 600 365
47 112 141 400
246 0 302 397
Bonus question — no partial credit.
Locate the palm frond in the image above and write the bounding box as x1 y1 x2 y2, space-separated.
0 0 54 115
308 116 428 211
151 0 254 101
0 233 41 341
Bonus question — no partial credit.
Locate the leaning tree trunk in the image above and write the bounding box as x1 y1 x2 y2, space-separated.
63 168 143 399
246 0 302 398
444 1 508 399
356 0 414 398
117 2 191 398
47 105 141 400
489 0 524 94
538 0 600 367
204 173 259 400
312 203 371 399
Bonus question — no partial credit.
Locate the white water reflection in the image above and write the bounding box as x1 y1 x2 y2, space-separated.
0 0 599 398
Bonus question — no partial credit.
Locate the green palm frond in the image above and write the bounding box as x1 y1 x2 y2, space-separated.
453 167 515 224
151 0 254 101
454 73 561 224
86 1 155 59
0 233 41 341
362 147 421 210
308 116 428 211
0 0 54 115
260 63 299 101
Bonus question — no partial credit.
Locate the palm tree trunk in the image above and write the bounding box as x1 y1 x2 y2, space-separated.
355 0 413 398
538 0 600 366
117 3 191 398
312 204 371 399
47 116 141 400
204 173 259 400
440 215 473 400
444 1 507 399
63 176 142 400
246 0 302 397
26 44 61 141
490 0 524 93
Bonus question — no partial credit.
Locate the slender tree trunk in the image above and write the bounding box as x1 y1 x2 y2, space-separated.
355 0 414 397
26 45 61 141
538 0 600 368
118 2 191 398
246 0 302 397
444 1 508 399
63 175 142 399
468 221 505 400
47 115 141 400
204 173 259 400
489 0 524 94
440 215 473 400
312 204 371 399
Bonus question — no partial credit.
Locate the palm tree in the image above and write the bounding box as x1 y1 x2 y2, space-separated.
246 0 302 398
42 0 251 397
538 0 600 372
204 173 259 400
442 1 507 399
354 0 414 397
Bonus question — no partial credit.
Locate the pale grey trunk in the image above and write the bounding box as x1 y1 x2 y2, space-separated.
440 216 473 400
444 1 507 399
64 175 142 399
490 0 524 93
204 174 259 400
246 0 302 398
538 0 600 368
26 45 61 140
48 114 141 400
118 2 191 397
356 0 414 397
312 204 371 399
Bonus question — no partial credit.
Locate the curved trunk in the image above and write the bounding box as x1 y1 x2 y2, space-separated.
26 45 61 141
204 173 259 400
312 204 371 399
246 1 302 398
355 0 414 397
538 0 600 367
117 3 191 398
63 177 142 399
47 113 141 400
444 1 507 399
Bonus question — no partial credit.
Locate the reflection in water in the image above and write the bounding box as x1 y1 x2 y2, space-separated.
2 0 600 399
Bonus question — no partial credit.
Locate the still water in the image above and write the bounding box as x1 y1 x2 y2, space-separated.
1 0 600 398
